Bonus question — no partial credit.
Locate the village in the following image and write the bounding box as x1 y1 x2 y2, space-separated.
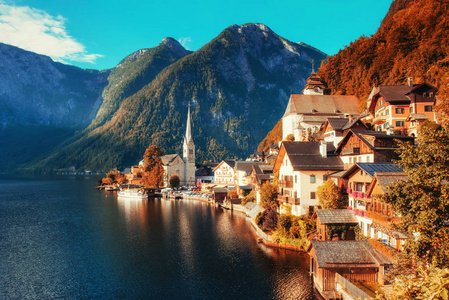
99 72 442 300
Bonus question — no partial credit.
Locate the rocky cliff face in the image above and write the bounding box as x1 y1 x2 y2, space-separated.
32 23 327 171
0 43 109 129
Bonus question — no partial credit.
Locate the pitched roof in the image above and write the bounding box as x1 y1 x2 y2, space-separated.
253 164 273 182
343 163 404 179
378 85 413 102
407 113 430 121
327 118 350 131
316 209 358 224
282 141 344 171
336 129 414 153
310 241 392 268
368 171 408 195
212 160 236 172
161 154 182 166
283 94 360 118
235 161 263 173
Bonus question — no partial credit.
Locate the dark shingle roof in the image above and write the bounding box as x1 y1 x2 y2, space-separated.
311 241 392 268
283 141 344 171
235 161 263 173
374 172 408 194
316 209 358 224
378 85 413 103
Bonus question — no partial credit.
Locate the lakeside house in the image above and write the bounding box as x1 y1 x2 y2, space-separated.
308 240 393 300
274 141 344 216
315 209 358 241
213 160 236 185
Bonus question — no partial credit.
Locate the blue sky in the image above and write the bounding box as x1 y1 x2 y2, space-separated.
0 0 393 70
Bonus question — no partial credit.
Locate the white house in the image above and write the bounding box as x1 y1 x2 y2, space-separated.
273 141 344 216
213 160 236 186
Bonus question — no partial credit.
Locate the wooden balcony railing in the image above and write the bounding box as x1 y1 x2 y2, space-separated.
277 195 300 205
278 180 293 188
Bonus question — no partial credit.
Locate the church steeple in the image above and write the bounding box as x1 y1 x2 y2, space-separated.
183 102 195 186
185 102 193 144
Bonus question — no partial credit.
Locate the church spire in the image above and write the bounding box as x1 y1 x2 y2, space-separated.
185 102 192 143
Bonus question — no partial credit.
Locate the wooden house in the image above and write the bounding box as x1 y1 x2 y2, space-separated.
315 209 358 241
335 129 414 169
308 241 392 300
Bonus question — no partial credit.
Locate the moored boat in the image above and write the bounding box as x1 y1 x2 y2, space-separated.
117 189 148 200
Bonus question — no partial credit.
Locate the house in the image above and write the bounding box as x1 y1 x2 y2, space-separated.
282 73 360 141
195 165 214 184
335 129 414 169
315 209 358 241
321 116 367 147
248 164 273 204
212 187 228 202
125 165 144 185
213 160 236 185
342 163 403 238
273 141 344 216
367 78 438 136
308 240 392 300
366 171 410 251
235 161 264 194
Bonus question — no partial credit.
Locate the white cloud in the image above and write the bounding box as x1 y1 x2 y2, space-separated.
0 2 102 64
178 36 192 50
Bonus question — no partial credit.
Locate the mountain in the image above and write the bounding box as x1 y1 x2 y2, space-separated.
30 23 327 171
0 43 109 170
317 0 449 111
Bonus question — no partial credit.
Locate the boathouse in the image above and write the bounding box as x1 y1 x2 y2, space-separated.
308 240 392 300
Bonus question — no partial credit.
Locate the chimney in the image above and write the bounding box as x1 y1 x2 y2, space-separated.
407 77 413 87
320 141 327 158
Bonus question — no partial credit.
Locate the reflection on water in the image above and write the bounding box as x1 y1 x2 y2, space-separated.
0 177 317 299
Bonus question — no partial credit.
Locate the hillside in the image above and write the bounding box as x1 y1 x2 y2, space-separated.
30 23 327 171
258 0 449 151
0 43 109 170
317 0 449 112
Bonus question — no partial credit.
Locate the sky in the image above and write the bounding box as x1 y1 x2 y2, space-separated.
0 0 393 71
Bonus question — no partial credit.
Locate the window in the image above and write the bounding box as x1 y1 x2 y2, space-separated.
310 175 316 183
295 175 297 184
395 107 404 114
425 105 433 112
323 175 327 181
396 120 404 127
410 106 414 113
355 182 364 192
423 92 427 97
310 192 316 199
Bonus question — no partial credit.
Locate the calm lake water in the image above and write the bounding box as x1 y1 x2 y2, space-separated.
0 176 317 299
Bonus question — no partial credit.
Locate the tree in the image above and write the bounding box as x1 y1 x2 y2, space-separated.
317 179 347 209
382 122 449 267
284 134 294 141
142 145 165 188
260 181 279 209
169 175 180 189
241 191 256 205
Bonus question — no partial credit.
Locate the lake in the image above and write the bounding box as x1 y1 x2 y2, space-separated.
0 176 317 299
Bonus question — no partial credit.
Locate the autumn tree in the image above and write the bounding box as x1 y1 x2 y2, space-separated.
317 179 347 209
142 145 165 188
260 181 279 209
284 134 294 141
382 121 449 267
169 175 180 189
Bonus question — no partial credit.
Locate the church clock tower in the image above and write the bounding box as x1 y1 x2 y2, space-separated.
183 103 195 186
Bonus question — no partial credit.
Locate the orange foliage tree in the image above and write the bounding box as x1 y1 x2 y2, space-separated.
142 145 165 188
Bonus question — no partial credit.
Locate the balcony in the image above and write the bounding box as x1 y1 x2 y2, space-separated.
278 180 293 188
350 191 372 200
277 195 300 205
342 147 360 155
373 115 386 124
353 208 369 218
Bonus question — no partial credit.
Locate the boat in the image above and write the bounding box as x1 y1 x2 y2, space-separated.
117 189 148 200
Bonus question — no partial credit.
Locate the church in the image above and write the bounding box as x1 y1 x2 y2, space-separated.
161 104 196 187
